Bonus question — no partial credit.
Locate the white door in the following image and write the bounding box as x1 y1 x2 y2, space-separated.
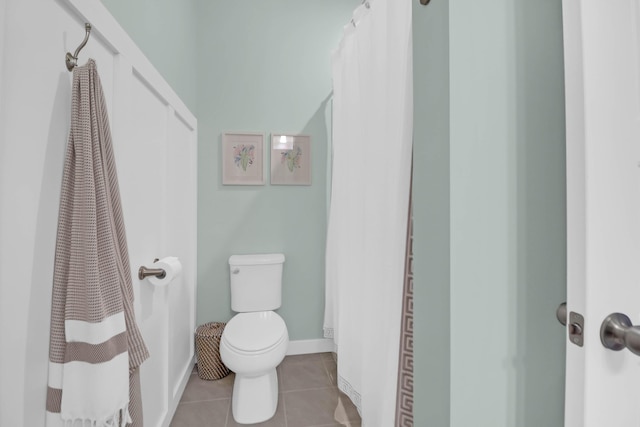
563 0 640 426
0 1 197 426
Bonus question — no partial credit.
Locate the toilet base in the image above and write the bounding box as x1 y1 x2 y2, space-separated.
231 368 278 424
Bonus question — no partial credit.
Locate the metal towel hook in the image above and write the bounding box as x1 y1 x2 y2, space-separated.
66 23 92 71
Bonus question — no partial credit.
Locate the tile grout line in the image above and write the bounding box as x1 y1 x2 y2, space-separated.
178 396 232 404
321 358 335 386
282 392 289 427
224 395 230 427
281 385 340 394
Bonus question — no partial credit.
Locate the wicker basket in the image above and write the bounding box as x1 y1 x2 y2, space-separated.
195 322 230 380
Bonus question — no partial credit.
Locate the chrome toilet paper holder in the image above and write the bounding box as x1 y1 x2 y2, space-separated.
138 258 166 280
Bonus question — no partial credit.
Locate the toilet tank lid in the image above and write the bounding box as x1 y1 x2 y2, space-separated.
229 253 285 266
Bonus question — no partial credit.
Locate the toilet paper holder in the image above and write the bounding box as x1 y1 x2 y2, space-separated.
138 258 166 280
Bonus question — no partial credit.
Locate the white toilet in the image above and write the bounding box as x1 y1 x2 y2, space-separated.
220 253 289 425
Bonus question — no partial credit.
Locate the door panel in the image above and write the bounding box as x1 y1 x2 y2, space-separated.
127 72 172 427
0 1 197 425
563 0 640 425
166 111 198 400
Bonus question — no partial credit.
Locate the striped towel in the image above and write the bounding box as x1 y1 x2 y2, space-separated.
46 59 149 426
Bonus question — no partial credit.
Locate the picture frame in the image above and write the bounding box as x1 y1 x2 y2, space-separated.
270 134 311 185
222 132 265 185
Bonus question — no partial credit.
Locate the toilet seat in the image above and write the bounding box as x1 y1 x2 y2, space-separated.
223 311 287 354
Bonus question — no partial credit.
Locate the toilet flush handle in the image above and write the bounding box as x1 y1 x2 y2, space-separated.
232 268 240 274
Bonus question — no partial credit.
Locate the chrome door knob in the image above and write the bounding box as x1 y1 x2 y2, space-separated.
557 302 567 326
600 313 640 356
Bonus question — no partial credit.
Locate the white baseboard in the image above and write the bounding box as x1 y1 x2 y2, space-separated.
286 338 335 355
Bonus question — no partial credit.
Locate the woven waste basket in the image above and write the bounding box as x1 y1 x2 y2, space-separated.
195 322 230 380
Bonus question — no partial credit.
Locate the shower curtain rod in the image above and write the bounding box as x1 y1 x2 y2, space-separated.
359 0 429 8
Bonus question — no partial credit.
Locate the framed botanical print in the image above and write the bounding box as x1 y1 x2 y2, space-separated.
222 132 264 185
270 134 311 185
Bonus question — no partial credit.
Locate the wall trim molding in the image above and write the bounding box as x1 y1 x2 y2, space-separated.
286 339 335 355
163 356 195 427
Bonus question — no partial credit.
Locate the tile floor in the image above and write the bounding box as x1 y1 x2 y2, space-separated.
170 352 362 427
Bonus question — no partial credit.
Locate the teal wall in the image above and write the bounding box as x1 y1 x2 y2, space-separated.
195 0 359 338
510 1 567 424
449 0 515 423
101 0 198 112
413 1 450 426
447 0 566 425
414 0 566 425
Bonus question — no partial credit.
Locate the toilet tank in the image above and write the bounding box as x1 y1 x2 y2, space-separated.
228 253 285 312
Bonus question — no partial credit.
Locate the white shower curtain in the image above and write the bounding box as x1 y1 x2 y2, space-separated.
324 0 413 425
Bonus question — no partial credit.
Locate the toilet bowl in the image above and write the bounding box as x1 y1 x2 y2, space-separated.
220 253 289 425
220 311 289 424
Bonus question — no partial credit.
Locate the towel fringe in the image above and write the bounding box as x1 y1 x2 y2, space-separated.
60 403 130 427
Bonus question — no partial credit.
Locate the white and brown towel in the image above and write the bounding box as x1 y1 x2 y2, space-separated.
46 59 149 426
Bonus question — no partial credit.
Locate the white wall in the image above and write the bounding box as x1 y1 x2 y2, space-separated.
0 3 72 425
